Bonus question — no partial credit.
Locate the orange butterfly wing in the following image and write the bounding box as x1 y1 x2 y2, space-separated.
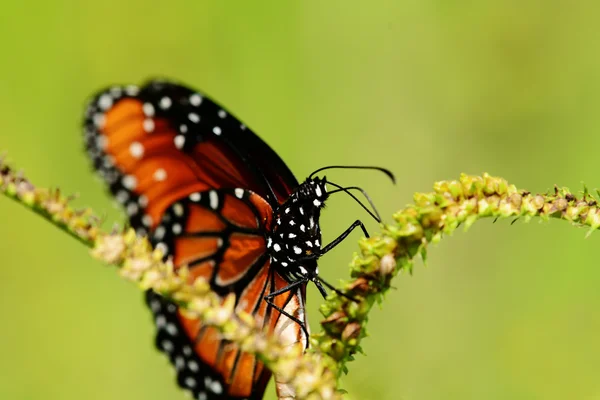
84 80 308 399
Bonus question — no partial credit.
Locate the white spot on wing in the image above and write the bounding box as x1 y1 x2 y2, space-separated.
172 223 182 235
234 188 244 199
129 141 144 158
143 102 155 117
188 112 200 123
143 118 155 132
98 94 113 110
93 113 106 128
154 226 166 240
126 202 139 216
122 175 137 190
173 203 184 216
174 135 185 149
153 168 167 181
142 214 153 227
209 190 219 209
189 192 201 202
213 126 222 135
218 110 226 118
159 96 172 110
189 93 202 106
116 190 129 204
293 246 302 254
125 85 139 96
156 242 168 255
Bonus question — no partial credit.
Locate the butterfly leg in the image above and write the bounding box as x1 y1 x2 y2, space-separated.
310 275 359 302
319 219 369 256
263 278 311 348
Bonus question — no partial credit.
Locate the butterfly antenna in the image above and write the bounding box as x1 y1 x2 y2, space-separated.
309 165 395 183
327 181 382 222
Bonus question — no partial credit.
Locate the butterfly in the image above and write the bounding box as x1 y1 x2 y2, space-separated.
83 79 392 399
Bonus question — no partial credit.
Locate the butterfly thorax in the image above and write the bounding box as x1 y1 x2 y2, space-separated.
266 177 329 282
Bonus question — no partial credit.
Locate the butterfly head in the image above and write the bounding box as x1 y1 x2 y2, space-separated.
267 177 329 281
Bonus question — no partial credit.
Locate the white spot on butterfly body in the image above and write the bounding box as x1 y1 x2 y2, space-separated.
189 192 201 202
273 244 281 252
299 266 308 274
188 113 200 123
122 175 137 190
189 94 202 106
98 94 113 110
213 126 222 135
315 186 322 197
299 207 304 215
293 246 302 254
313 199 321 207
129 142 144 158
300 224 306 232
143 118 155 132
159 96 172 110
153 168 167 181
217 110 226 118
305 241 313 247
315 239 320 246
289 220 296 226
209 191 219 209
143 103 155 117
285 208 290 214
174 135 185 149
234 188 244 199
281 261 288 267
289 233 296 238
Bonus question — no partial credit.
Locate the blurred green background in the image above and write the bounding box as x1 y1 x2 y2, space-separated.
2 2 600 399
